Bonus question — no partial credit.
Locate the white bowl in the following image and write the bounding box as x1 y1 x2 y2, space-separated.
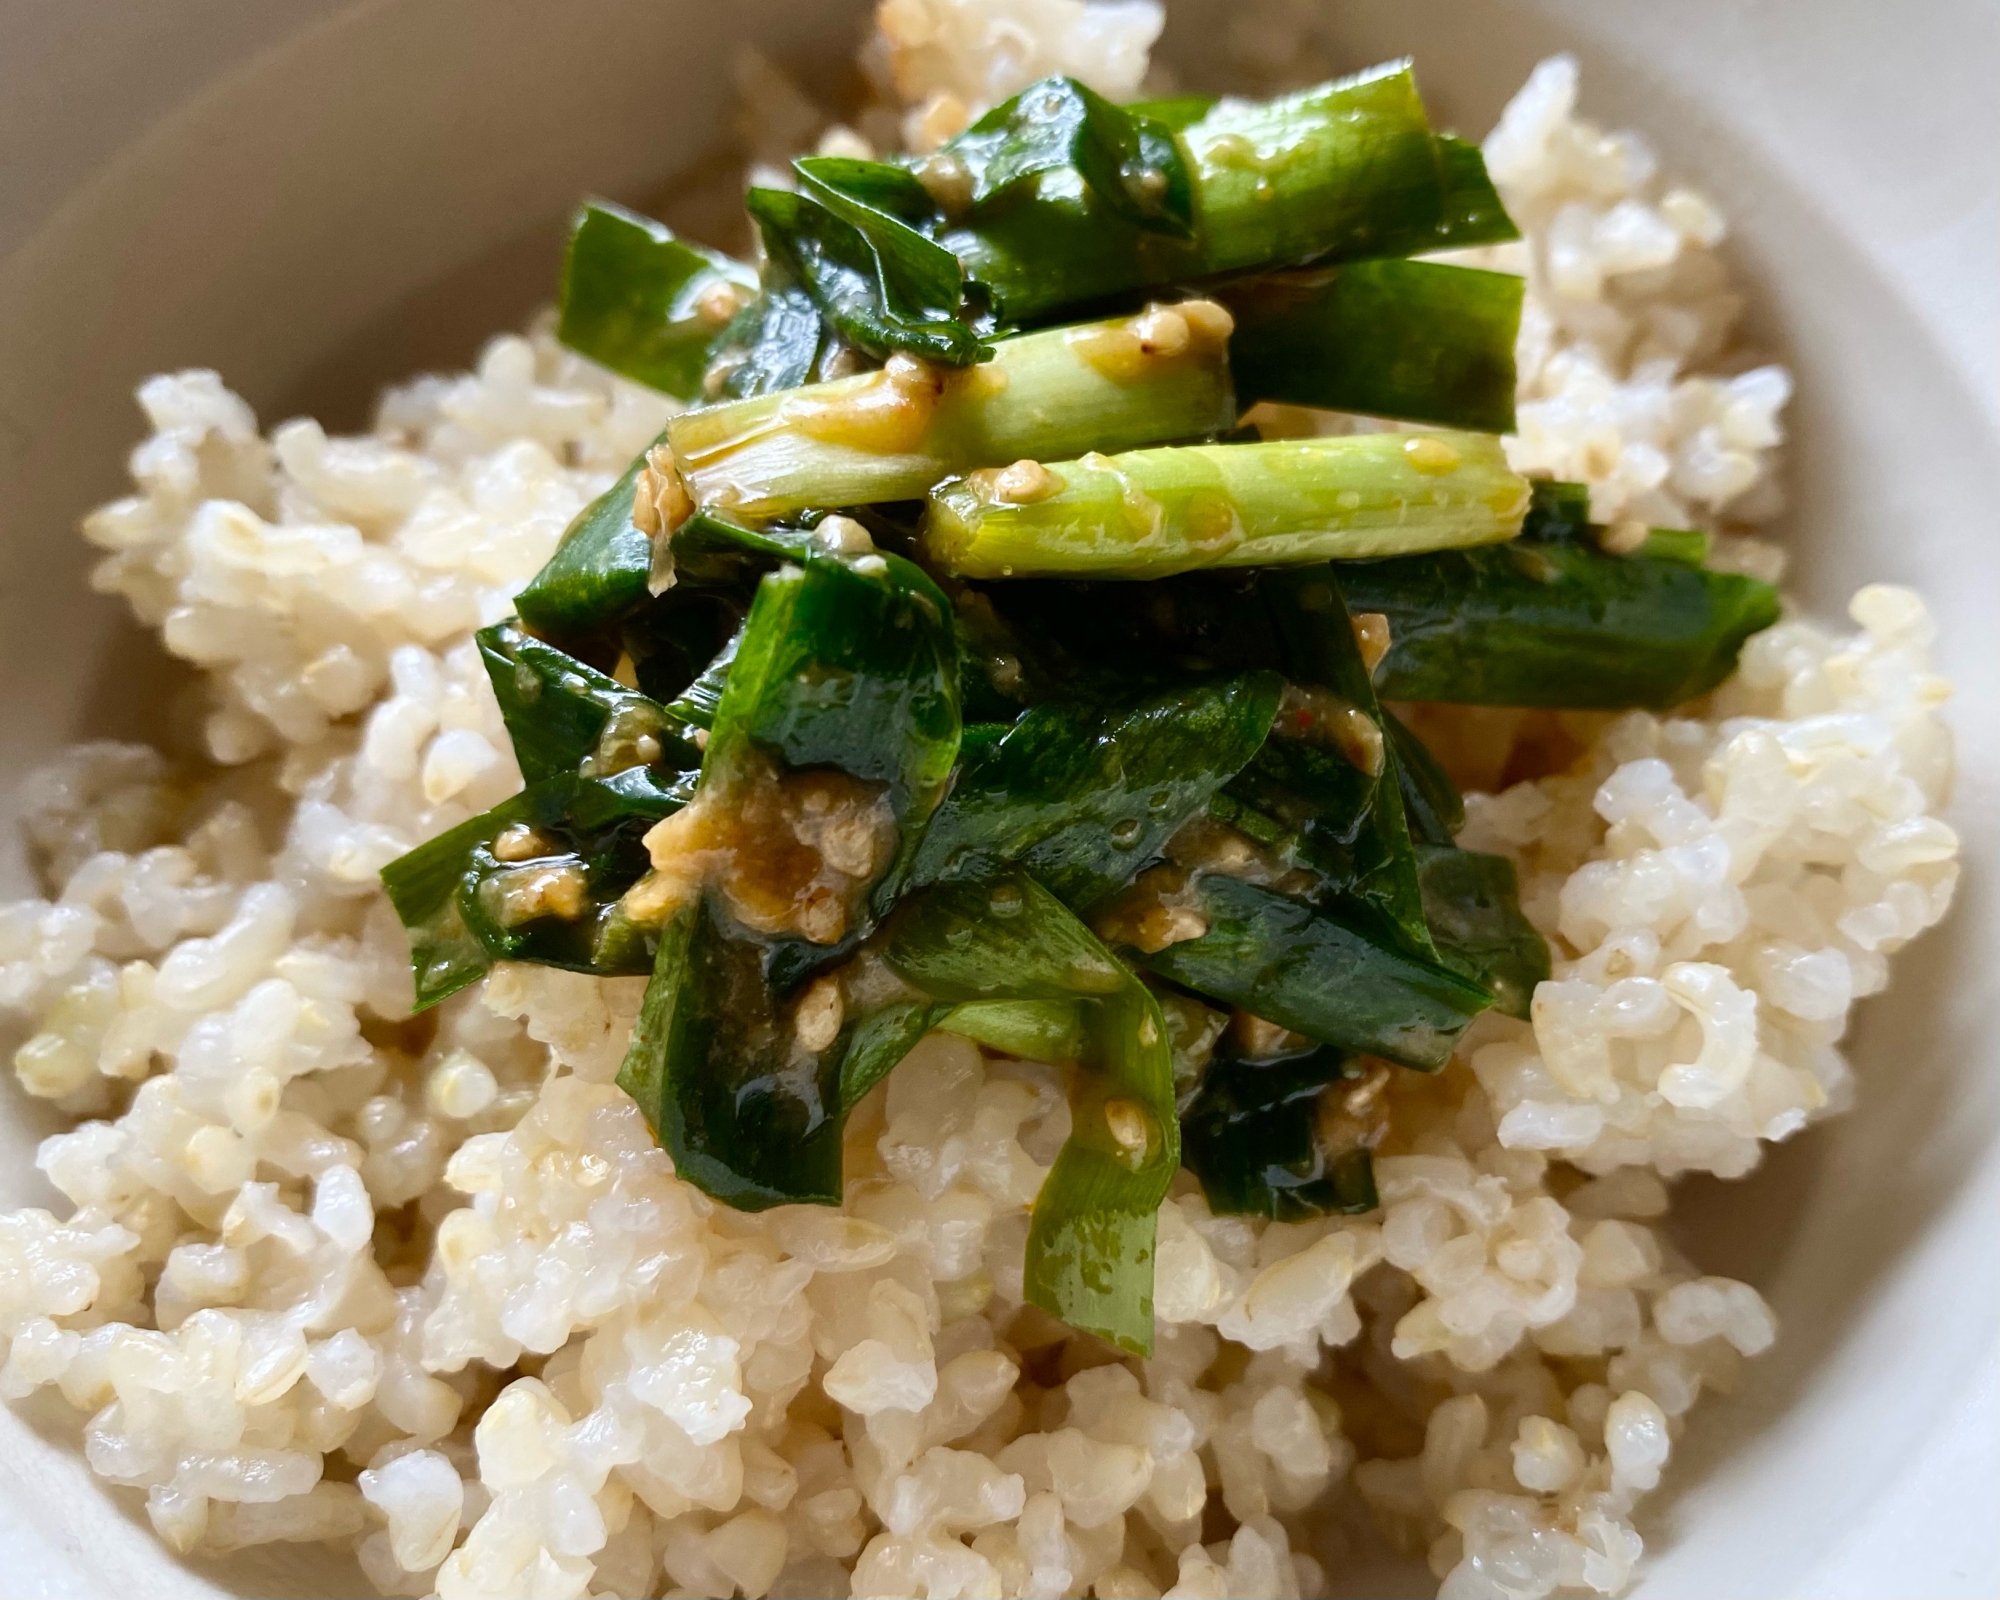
0 1 1993 1594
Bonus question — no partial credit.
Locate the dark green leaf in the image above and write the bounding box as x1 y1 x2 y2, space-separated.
1339 540 1783 709
381 769 687 1010
908 674 1283 910
944 63 1518 324
748 185 987 367
514 444 659 643
975 566 1435 948
1416 844 1548 1020
1384 707 1464 848
950 77 1195 237
620 590 747 710
1250 568 1432 952
709 549 961 840
617 896 846 1208
662 626 740 732
476 621 697 783
555 200 757 400
1520 478 1593 543
614 545 962 1206
1132 874 1491 1070
884 874 1177 1353
794 159 971 317
712 286 829 400
1181 1045 1378 1219
1224 259 1522 433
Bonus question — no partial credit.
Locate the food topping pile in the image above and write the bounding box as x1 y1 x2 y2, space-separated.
388 58 1783 1360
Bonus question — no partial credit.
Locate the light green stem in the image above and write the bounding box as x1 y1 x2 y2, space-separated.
922 430 1530 579
667 312 1236 520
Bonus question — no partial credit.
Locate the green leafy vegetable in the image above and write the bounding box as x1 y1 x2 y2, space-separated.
381 767 687 1010
940 63 1519 323
966 565 1443 951
747 183 987 368
1382 710 1549 1019
1416 845 1548 1019
476 621 697 783
705 550 960 859
884 873 1178 1353
1131 874 1493 1070
909 675 1283 909
555 200 758 399
1180 1044 1378 1219
1383 706 1464 847
710 286 830 400
1339 538 1783 709
1225 259 1522 433
614 546 961 1206
514 444 661 645
378 53 1762 1360
939 998 1086 1062
1249 567 1432 951
949 76 1195 237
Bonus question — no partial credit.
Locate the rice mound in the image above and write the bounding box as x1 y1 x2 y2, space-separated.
0 15 1960 1600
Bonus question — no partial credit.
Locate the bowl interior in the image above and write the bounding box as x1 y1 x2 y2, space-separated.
0 1 1992 1594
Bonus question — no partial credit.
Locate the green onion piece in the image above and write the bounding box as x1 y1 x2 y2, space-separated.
748 182 987 368
617 896 843 1207
1520 478 1593 542
1383 707 1465 847
710 286 831 400
884 873 1178 1355
908 675 1283 911
1225 259 1523 433
514 440 661 643
945 77 1195 238
1180 1044 1378 1219
381 768 687 1010
1634 525 1712 565
614 546 962 1207
922 431 1530 580
1132 874 1491 1070
942 63 1519 323
1123 94 1218 131
669 310 1237 520
706 552 961 862
939 998 1085 1062
1241 568 1433 952
1379 710 1549 1018
660 626 739 732
1338 540 1782 709
1415 845 1548 1020
476 621 698 783
555 201 758 399
840 1000 950 1110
